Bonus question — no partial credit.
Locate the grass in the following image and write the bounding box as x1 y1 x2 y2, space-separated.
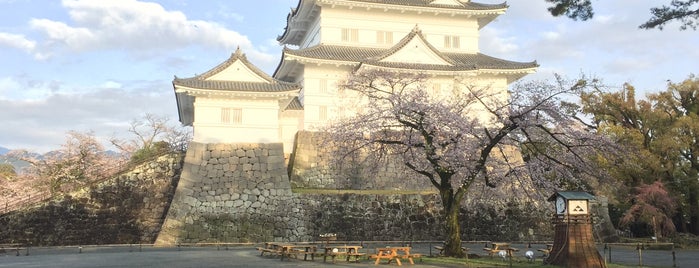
420 256 634 268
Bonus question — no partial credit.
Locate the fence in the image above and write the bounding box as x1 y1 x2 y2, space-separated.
0 151 183 216
603 242 679 268
0 192 50 215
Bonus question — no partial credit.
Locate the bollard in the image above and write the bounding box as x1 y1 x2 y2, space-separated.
637 243 643 267
603 244 608 266
79 246 82 254
672 243 677 268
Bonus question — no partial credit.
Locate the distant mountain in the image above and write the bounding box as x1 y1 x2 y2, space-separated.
0 146 31 171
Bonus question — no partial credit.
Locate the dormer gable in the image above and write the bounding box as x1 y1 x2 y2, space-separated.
372 26 455 66
197 47 273 83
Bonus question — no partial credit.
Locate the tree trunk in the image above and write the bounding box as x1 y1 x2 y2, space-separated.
688 184 699 235
440 187 465 257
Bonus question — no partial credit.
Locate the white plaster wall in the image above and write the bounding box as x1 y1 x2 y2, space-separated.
319 7 480 52
207 61 268 82
301 65 352 129
279 109 304 156
193 98 281 143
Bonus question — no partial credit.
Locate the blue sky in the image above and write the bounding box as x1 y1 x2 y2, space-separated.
1 0 698 153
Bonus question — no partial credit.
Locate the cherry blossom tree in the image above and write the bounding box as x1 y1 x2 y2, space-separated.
9 131 123 195
110 113 191 163
620 181 677 238
322 69 615 257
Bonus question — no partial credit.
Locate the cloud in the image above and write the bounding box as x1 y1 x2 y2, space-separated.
0 78 178 153
0 32 36 52
27 0 256 57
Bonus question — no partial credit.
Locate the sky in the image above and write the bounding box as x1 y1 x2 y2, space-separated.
1 0 697 153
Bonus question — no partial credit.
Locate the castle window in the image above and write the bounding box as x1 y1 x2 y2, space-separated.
377 31 393 44
221 108 242 124
319 79 328 93
342 28 359 42
319 106 328 121
432 83 442 95
444 35 460 49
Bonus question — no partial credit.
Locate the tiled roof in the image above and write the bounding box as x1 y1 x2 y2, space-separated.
369 26 457 66
285 97 304 110
283 45 538 71
173 47 301 93
547 191 596 201
342 0 507 10
173 79 300 92
190 47 273 82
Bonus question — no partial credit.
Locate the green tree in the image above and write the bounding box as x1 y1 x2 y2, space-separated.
546 0 699 30
0 163 15 179
581 75 699 234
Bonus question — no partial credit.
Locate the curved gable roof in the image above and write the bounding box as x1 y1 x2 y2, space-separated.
174 48 300 93
281 44 538 72
369 25 457 66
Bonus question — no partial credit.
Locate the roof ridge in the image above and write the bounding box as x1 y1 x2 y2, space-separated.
367 25 457 66
177 47 276 84
283 44 537 70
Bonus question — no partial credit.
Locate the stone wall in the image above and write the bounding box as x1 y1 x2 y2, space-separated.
155 142 310 245
152 139 554 244
0 153 183 246
289 131 433 190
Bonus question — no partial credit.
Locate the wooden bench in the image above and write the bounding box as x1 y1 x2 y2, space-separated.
347 252 366 262
256 247 281 256
483 242 513 258
0 244 25 256
434 246 469 256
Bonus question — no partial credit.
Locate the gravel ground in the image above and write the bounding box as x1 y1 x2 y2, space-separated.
0 242 697 268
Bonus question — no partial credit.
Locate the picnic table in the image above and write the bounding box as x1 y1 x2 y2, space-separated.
483 242 518 258
537 244 553 257
256 242 317 261
323 245 364 263
370 247 421 266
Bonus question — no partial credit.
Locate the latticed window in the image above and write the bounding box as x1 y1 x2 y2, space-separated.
319 106 328 121
377 31 393 44
444 35 460 49
221 108 242 124
432 83 442 95
342 28 359 42
319 79 328 93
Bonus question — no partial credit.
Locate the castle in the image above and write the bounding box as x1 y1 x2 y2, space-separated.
173 0 537 155
157 0 538 244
